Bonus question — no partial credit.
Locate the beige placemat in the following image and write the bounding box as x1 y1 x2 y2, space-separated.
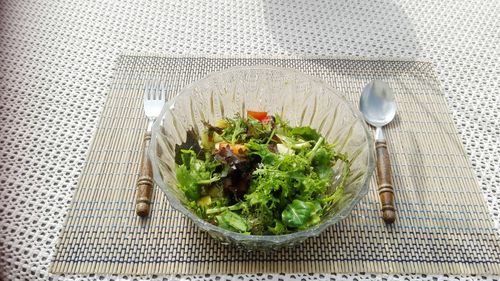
50 55 500 275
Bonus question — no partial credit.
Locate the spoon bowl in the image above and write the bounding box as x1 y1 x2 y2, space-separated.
360 80 397 127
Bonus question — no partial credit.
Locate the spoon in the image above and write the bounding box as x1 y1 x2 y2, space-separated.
359 80 397 224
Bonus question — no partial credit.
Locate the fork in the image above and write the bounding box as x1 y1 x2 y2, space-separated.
136 81 166 217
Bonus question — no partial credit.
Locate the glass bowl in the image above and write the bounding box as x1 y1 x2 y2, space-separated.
150 66 374 250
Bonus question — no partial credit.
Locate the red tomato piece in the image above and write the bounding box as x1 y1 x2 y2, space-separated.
261 116 272 124
247 111 268 121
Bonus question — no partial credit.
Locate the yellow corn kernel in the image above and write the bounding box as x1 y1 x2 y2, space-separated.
197 195 212 207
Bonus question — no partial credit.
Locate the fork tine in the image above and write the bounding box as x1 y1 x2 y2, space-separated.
160 84 166 100
152 80 158 100
144 80 166 101
143 82 149 100
151 81 155 100
157 81 164 101
153 82 158 100
148 80 155 100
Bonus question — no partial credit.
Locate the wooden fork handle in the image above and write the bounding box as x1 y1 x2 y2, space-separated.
136 132 153 217
375 140 396 224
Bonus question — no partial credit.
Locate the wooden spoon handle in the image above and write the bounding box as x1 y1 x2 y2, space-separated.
136 132 153 217
375 140 396 224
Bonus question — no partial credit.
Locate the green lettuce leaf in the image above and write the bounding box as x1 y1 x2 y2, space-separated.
282 199 313 228
216 210 249 233
290 126 321 141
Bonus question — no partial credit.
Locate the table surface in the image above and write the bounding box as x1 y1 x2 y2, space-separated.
0 0 499 280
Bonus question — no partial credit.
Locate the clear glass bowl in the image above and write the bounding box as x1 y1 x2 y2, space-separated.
150 66 374 250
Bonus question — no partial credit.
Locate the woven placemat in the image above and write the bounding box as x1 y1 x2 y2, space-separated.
50 55 500 276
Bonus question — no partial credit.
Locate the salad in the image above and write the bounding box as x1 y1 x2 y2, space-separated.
174 111 350 235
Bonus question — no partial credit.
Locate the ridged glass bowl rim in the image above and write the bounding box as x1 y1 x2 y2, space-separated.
149 65 375 245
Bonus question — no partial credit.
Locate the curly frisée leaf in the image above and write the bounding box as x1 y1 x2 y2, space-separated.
176 150 221 200
176 165 201 200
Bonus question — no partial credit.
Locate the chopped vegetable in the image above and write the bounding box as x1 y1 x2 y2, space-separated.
247 111 268 122
282 199 313 228
173 112 350 235
216 211 249 233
